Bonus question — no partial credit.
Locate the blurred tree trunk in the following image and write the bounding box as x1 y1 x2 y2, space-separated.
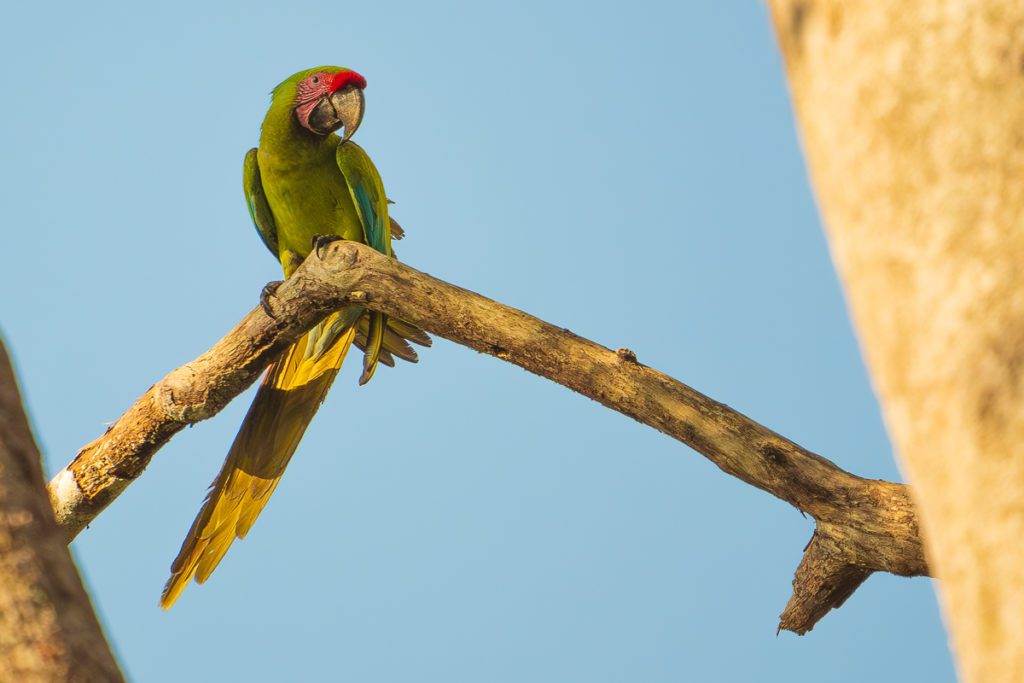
768 1 1024 681
0 339 123 682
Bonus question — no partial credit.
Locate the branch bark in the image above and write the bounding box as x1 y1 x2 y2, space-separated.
0 338 123 682
768 1 1024 678
50 240 928 634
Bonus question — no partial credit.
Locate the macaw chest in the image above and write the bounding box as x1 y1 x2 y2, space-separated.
261 164 364 258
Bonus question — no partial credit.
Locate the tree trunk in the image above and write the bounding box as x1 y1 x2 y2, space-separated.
768 2 1024 680
0 339 123 682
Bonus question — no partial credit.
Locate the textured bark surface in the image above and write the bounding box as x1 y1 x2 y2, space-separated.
768 1 1024 679
0 340 123 682
52 241 929 633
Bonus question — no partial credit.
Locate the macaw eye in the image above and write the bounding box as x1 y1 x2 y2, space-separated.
311 75 320 85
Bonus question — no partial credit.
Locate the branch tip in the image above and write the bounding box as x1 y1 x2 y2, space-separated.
778 529 871 635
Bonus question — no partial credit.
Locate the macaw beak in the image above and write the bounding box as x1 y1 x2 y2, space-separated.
307 86 365 140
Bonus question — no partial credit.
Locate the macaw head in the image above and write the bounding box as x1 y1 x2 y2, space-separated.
274 66 367 139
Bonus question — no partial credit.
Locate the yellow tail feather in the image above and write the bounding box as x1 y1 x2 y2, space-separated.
160 312 356 609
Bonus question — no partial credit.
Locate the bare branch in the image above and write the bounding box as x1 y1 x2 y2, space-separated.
49 241 929 632
0 337 124 682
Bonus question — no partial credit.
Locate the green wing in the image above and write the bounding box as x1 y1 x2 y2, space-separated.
336 141 392 257
336 141 391 384
243 148 279 258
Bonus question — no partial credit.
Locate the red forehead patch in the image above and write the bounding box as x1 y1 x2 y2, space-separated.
329 70 367 92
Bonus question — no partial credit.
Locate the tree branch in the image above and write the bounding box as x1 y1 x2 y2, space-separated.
48 240 929 633
0 337 124 682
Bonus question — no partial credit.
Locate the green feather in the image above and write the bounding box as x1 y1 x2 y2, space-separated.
242 148 278 257
335 140 392 382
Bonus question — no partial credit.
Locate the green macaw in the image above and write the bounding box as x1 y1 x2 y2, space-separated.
160 66 429 608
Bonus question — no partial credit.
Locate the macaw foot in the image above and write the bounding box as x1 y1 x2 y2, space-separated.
259 280 284 318
311 234 345 260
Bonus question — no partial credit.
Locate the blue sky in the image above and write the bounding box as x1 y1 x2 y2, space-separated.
0 1 955 681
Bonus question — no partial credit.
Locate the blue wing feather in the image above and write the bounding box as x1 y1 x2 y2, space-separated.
335 141 391 257
335 140 391 384
352 183 387 254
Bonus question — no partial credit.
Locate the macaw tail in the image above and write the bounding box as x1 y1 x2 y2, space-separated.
160 309 358 609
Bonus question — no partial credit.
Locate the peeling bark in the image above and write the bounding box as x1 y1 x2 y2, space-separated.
51 241 929 633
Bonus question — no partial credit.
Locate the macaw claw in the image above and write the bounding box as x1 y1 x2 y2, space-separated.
260 280 284 318
311 234 345 260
